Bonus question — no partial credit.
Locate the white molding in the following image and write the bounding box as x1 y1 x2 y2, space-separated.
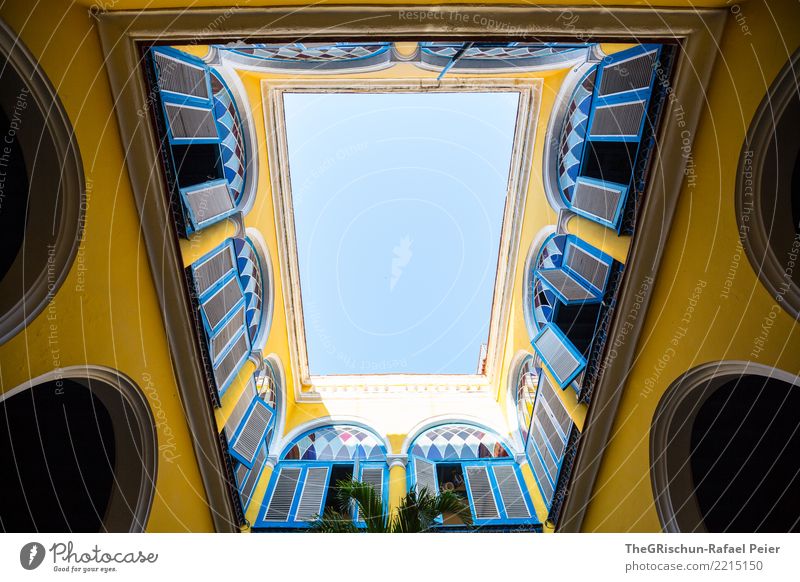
386 454 408 469
263 77 542 402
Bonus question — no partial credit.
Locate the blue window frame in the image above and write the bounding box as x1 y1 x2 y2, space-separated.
531 322 587 390
191 239 253 398
254 425 388 529
524 372 575 510
407 423 537 527
534 234 614 305
255 460 389 529
559 44 664 231
150 47 241 233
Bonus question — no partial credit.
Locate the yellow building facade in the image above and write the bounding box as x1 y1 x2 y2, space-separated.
0 0 798 533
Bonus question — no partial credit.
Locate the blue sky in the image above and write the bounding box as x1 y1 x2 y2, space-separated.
284 91 519 375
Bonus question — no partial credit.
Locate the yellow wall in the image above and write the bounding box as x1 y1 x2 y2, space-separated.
581 0 800 532
0 2 215 531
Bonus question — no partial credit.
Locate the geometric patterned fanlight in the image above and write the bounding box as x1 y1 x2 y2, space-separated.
233 237 263 343
531 234 566 330
281 425 386 461
558 68 596 203
221 42 391 63
410 424 510 460
210 71 246 204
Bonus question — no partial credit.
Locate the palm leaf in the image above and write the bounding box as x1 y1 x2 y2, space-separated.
333 480 388 533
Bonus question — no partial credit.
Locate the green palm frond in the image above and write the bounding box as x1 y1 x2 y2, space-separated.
307 480 473 533
334 480 388 533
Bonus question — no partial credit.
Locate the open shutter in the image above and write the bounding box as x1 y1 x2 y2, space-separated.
180 179 235 231
153 50 210 99
465 465 500 520
192 243 235 296
164 102 218 142
201 276 244 332
210 305 246 361
413 457 438 495
492 465 531 519
295 466 330 521
532 324 586 389
223 376 256 440
571 176 628 229
596 48 659 98
263 466 301 522
212 331 250 394
231 401 273 467
239 446 267 509
357 465 385 522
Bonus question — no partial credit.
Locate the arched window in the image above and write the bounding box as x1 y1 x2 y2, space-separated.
0 367 156 532
553 45 672 232
0 22 84 345
149 47 248 234
222 355 284 513
189 235 269 400
736 49 800 318
407 423 535 527
255 425 388 529
527 233 618 399
525 372 579 526
651 362 800 532
514 355 539 444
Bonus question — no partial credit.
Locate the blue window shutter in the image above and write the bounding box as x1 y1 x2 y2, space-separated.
263 466 301 522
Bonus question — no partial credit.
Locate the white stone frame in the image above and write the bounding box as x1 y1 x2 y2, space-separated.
264 77 541 400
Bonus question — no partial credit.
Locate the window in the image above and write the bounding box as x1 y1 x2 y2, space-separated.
255 425 388 529
190 236 267 399
528 233 618 397
408 424 535 527
525 373 577 521
556 45 673 232
224 357 283 511
515 355 539 444
149 47 247 234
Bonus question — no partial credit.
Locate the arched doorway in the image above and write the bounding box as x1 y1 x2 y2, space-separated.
0 368 157 532
651 362 800 532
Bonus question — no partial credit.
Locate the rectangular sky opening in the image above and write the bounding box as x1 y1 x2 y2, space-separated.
283 90 520 375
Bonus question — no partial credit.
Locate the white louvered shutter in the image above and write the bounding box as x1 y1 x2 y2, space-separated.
357 466 385 522
465 465 500 520
154 51 210 99
231 403 273 466
492 465 531 519
263 466 301 522
212 332 249 391
223 377 256 440
182 180 234 228
414 458 438 496
533 325 584 387
295 466 330 521
164 102 218 141
192 244 234 296
201 276 243 331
